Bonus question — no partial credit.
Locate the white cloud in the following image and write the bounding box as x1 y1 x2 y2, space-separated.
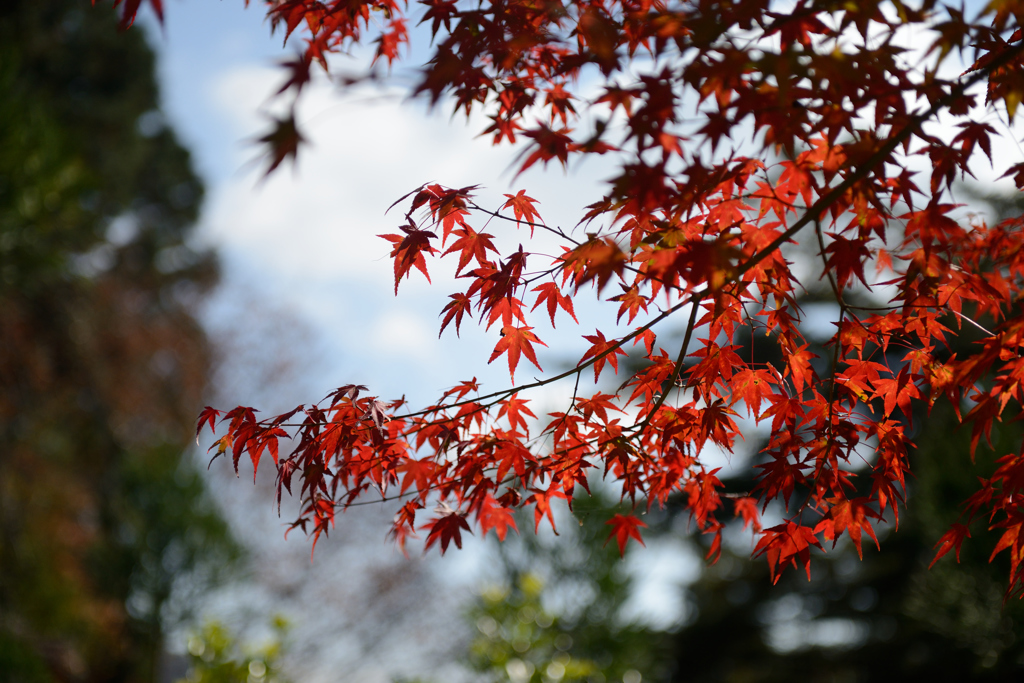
199 61 623 284
368 309 436 361
203 67 526 285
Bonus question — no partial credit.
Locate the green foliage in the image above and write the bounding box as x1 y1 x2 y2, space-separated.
469 575 600 683
177 619 291 683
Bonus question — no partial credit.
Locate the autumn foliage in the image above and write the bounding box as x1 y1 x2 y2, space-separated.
115 0 1024 591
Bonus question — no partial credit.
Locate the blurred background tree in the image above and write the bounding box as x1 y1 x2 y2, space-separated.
0 1 237 681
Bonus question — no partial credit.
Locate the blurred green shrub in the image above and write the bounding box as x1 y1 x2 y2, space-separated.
177 619 290 683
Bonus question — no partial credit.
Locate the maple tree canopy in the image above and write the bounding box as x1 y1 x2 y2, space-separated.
111 0 1024 591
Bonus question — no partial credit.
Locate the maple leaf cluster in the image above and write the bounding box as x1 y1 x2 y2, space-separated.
114 0 1024 592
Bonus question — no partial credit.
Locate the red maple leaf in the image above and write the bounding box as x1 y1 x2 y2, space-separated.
579 330 627 382
531 282 578 327
605 514 647 556
824 235 872 289
498 393 537 434
754 521 824 584
477 495 518 541
526 488 567 534
254 111 305 177
489 325 546 380
733 497 762 532
196 406 221 441
439 293 473 337
814 497 882 559
502 190 543 234
380 224 437 293
930 523 972 568
443 225 497 276
422 506 472 554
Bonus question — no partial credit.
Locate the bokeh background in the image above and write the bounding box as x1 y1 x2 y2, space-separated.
3 1 1024 682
